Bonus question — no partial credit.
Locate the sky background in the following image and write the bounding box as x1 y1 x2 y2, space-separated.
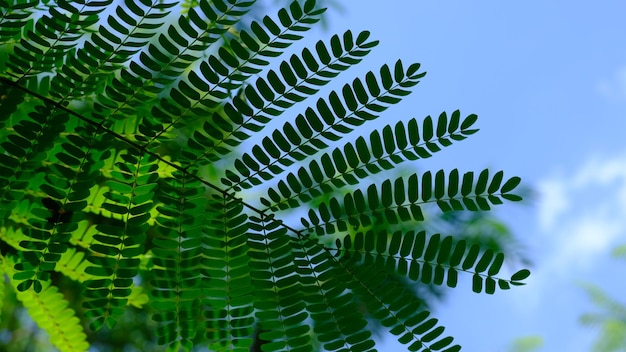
274 1 626 351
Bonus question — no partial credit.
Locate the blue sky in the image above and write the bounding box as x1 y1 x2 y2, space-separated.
302 1 626 351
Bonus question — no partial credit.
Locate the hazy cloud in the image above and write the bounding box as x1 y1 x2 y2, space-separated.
537 153 626 273
537 179 569 231
505 153 626 321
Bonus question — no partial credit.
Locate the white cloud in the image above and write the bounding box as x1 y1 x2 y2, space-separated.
571 155 626 188
537 153 626 274
549 206 623 273
506 154 626 318
537 179 569 231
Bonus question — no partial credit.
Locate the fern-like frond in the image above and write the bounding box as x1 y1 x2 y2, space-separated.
55 247 96 282
0 0 38 45
248 214 313 351
137 0 325 152
49 0 179 100
11 121 111 292
89 0 255 125
6 0 110 79
55 247 150 309
261 110 478 211
291 234 376 351
82 150 158 330
1 102 81 292
334 230 529 294
301 169 522 236
178 29 378 169
150 171 205 349
0 100 63 224
223 59 425 191
201 193 254 351
2 255 90 352
340 259 459 352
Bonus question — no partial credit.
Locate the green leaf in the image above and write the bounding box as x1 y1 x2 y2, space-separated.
434 170 445 199
251 20 270 43
424 234 440 262
462 244 481 270
422 115 434 141
394 60 405 82
472 274 483 293
487 170 504 194
475 169 489 194
380 64 392 90
501 176 522 193
475 249 494 273
511 269 531 282
421 171 432 202
315 40 331 64
487 252 505 276
502 193 523 202
461 113 478 130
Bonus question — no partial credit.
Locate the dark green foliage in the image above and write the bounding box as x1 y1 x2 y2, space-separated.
334 230 526 295
0 0 528 350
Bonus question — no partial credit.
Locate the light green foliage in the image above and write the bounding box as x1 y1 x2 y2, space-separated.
611 244 626 259
506 336 544 352
1 255 89 351
0 0 529 350
580 280 626 351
